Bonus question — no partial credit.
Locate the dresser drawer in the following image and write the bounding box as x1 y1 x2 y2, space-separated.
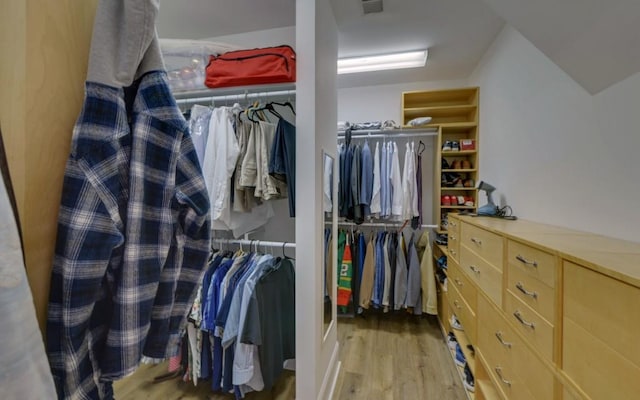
563 261 640 400
462 223 504 269
563 317 640 400
505 291 554 361
478 295 554 400
564 261 640 367
448 216 461 263
449 258 477 312
460 244 503 307
507 240 556 288
507 262 555 324
448 279 476 344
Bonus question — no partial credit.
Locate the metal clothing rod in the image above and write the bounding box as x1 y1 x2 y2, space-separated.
326 221 438 229
337 129 437 140
213 238 296 249
175 89 294 106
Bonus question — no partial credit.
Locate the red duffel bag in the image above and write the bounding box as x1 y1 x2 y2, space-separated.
205 45 296 88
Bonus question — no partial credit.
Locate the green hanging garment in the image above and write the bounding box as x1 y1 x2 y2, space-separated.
337 233 353 307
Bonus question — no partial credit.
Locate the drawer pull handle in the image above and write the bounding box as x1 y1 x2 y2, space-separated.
450 249 456 256
515 282 538 299
469 265 481 274
454 300 462 309
454 278 463 286
450 235 457 241
494 367 512 387
513 310 535 329
495 331 512 348
471 237 482 245
516 254 538 267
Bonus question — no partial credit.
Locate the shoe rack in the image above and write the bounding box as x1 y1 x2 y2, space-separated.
401 87 479 233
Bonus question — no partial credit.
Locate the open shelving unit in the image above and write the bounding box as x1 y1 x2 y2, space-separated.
401 87 480 233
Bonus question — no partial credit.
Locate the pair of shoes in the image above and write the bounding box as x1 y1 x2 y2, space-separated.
451 160 461 169
448 195 463 206
437 255 448 270
434 233 448 246
464 363 475 392
450 314 464 331
437 270 448 289
447 332 458 350
442 141 460 151
455 343 466 367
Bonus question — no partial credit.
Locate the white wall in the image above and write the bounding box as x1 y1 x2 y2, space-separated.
206 26 295 48
469 25 640 241
337 79 467 123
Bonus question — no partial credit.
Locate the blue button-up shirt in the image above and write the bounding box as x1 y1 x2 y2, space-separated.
47 71 211 399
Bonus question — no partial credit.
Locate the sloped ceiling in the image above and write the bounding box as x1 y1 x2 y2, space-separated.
481 0 640 94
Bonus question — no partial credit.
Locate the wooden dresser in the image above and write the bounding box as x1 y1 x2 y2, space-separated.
439 214 640 400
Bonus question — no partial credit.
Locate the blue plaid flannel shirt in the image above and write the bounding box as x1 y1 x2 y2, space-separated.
47 71 211 399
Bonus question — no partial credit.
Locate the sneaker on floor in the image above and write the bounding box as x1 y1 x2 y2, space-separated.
455 343 466 367
450 314 464 331
447 332 458 350
463 363 475 393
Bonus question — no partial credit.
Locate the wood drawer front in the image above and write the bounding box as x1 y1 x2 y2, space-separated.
505 291 554 361
563 317 640 400
448 280 477 344
448 217 461 262
449 259 477 312
507 240 556 288
479 295 554 400
478 294 517 373
507 262 555 324
461 223 503 270
564 261 640 367
460 244 503 307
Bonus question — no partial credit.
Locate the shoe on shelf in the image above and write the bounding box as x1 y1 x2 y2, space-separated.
437 255 448 270
457 195 466 205
455 343 466 367
449 195 458 206
442 195 451 206
437 270 448 289
450 314 464 331
463 179 474 188
434 233 448 246
451 160 462 169
463 363 475 393
451 141 460 151
461 160 472 169
454 177 464 188
442 141 453 151
441 158 450 170
447 332 458 350
464 196 475 207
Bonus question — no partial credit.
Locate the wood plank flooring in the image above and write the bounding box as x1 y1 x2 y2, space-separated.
113 314 466 399
333 313 466 400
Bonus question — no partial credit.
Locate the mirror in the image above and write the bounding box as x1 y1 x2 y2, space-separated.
322 151 334 339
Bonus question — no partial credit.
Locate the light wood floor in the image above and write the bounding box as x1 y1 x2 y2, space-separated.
114 314 465 399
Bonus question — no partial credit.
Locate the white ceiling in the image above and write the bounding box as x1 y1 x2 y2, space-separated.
156 0 640 93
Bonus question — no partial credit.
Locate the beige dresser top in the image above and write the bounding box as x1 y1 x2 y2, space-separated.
455 215 640 287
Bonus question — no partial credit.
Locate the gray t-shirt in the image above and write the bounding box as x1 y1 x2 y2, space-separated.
241 258 295 390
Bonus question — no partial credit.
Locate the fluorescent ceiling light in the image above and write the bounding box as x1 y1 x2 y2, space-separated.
337 50 428 74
